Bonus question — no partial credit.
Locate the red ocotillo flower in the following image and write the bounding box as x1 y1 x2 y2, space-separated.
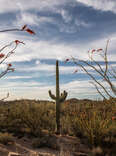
8 63 12 67
64 58 70 63
15 40 25 45
73 69 78 74
97 48 103 52
90 48 103 53
21 25 35 35
91 49 96 53
26 28 35 35
0 53 5 58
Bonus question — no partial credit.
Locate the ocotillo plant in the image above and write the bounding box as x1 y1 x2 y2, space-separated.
49 60 68 134
0 25 35 100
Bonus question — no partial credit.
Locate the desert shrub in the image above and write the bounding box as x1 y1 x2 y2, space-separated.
70 100 116 146
0 103 24 134
0 132 14 145
60 102 87 136
3 101 56 136
20 103 55 136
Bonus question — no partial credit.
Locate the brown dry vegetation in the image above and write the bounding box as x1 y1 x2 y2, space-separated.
0 98 115 156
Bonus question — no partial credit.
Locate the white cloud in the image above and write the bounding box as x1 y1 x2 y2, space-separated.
61 78 116 99
76 0 116 13
35 60 40 65
3 0 115 15
0 64 115 100
0 30 116 64
0 0 67 13
4 76 32 80
0 64 7 71
59 8 92 33
0 79 100 100
15 12 39 26
0 80 54 100
61 9 72 23
75 19 91 28
16 63 79 75
0 80 43 88
14 11 53 27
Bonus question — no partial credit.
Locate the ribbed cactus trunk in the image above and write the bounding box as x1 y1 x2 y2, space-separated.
56 60 60 134
49 60 68 134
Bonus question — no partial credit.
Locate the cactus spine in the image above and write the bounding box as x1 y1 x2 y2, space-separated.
49 60 68 134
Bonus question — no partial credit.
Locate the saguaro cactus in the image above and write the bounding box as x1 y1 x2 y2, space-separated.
49 60 68 134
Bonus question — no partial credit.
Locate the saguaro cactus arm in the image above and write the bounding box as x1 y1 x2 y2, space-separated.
60 91 68 103
48 90 56 100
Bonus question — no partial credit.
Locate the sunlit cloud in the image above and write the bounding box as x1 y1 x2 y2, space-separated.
76 0 116 13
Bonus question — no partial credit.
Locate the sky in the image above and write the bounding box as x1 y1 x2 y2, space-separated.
0 0 116 101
